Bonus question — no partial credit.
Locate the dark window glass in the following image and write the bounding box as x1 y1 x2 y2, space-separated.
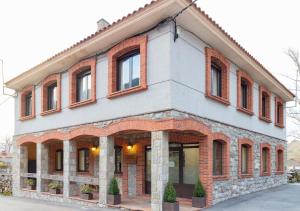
277 103 282 124
117 50 140 91
262 148 268 173
262 93 268 117
78 148 89 172
55 149 63 171
241 79 248 109
241 145 249 174
211 62 222 97
213 140 223 176
25 92 32 116
115 146 122 173
47 83 57 110
277 150 283 171
76 70 91 102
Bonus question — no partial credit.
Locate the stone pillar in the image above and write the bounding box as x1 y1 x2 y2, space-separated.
63 140 75 198
40 144 49 192
12 141 23 195
36 143 42 192
151 131 169 211
99 136 114 205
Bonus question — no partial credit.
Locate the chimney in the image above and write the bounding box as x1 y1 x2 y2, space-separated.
97 18 110 31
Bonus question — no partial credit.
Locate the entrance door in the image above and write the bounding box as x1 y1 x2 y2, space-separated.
145 143 199 198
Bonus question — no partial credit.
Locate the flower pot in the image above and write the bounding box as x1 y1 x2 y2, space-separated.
27 185 36 190
80 193 93 200
192 196 206 208
49 188 61 194
107 194 121 205
163 201 179 211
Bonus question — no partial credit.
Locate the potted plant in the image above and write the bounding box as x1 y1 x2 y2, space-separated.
163 182 179 211
107 177 121 205
26 178 36 190
192 179 206 208
80 184 93 200
48 181 61 194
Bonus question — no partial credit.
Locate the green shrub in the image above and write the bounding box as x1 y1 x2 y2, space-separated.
193 179 205 198
0 162 8 169
108 177 120 195
2 191 12 196
80 184 92 194
26 178 35 186
48 181 61 190
163 182 176 203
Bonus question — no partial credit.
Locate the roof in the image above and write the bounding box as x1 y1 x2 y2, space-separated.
5 0 295 101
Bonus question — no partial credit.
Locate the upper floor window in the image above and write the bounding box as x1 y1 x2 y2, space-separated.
238 138 253 178
259 86 271 122
260 143 271 176
236 70 253 115
20 86 35 120
55 149 63 171
205 48 230 105
78 148 89 172
275 97 284 128
69 58 96 109
41 74 61 115
108 35 148 98
76 69 91 102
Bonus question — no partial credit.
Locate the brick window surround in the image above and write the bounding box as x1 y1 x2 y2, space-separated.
20 85 35 121
260 143 271 176
212 133 230 181
276 145 284 174
41 73 61 116
205 47 230 105
107 35 148 99
238 138 253 178
69 57 96 109
275 97 284 128
236 70 254 115
259 85 272 123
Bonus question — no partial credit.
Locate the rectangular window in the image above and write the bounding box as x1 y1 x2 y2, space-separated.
115 146 122 174
117 50 140 91
262 94 267 117
47 83 57 110
213 141 223 176
241 79 248 109
262 148 268 173
55 149 63 171
78 148 89 172
25 93 32 116
211 63 222 97
76 70 91 102
277 103 282 124
241 145 249 174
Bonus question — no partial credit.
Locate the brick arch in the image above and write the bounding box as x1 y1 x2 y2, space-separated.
39 131 66 143
68 125 104 140
17 135 39 145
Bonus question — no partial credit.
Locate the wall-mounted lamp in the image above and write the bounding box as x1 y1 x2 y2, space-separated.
127 143 133 150
91 141 98 152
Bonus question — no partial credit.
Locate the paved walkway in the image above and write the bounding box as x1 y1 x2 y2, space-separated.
207 184 300 211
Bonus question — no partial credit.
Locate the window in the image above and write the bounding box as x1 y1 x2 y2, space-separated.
20 86 35 120
276 145 284 173
213 140 223 175
205 48 230 105
55 149 63 171
47 83 57 110
78 148 89 172
238 138 253 178
259 86 271 122
76 70 91 102
69 58 96 108
262 148 268 173
115 146 122 174
108 35 147 98
260 143 271 176
211 63 222 97
275 97 284 127
117 50 140 91
241 79 248 109
237 70 253 115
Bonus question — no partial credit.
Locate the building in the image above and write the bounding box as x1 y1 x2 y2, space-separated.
6 0 294 210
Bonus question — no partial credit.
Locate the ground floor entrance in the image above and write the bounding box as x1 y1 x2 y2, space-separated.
145 143 199 198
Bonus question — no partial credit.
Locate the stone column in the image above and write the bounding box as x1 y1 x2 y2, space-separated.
12 141 23 195
99 136 115 205
63 140 76 198
151 131 169 211
36 143 42 192
40 143 49 192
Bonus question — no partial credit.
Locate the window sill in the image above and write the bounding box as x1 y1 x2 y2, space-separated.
20 115 35 121
108 85 147 99
205 94 230 106
237 107 254 116
239 173 253 179
41 108 61 116
275 123 284 128
276 171 284 175
69 98 96 109
259 116 272 123
213 175 230 181
261 172 271 177
76 172 93 177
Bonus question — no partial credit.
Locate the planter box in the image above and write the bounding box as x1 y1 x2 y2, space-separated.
192 197 206 208
80 193 93 200
27 185 36 190
163 201 179 211
107 194 121 205
49 188 61 194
